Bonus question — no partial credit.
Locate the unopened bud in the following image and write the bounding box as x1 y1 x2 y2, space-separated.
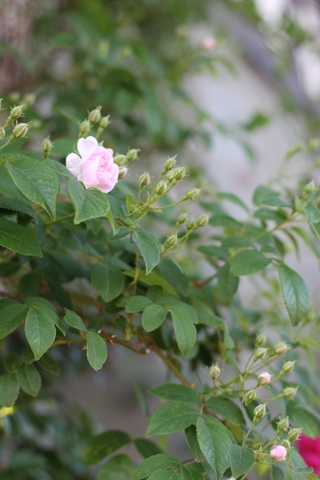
114 154 128 166
118 167 128 179
165 234 178 248
99 116 110 129
13 122 29 138
163 156 176 173
174 166 186 181
196 214 209 227
79 120 90 136
186 219 195 231
139 173 151 189
182 189 201 201
274 342 289 354
243 389 256 406
176 213 188 226
270 445 287 462
254 403 267 419
89 106 102 125
255 334 266 347
126 149 139 162
282 439 291 450
281 387 298 399
167 169 176 182
277 417 289 433
0 127 5 141
257 372 271 386
42 137 53 158
9 105 24 121
155 181 167 196
303 181 315 196
281 361 295 375
287 428 302 442
209 363 220 380
254 348 268 361
23 93 36 106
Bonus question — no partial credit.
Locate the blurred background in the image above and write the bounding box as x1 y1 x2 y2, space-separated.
1 0 320 478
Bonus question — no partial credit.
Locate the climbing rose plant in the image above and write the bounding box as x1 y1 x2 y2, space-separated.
0 102 320 479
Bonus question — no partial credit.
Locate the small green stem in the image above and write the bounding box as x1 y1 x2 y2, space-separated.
45 213 75 226
152 345 191 387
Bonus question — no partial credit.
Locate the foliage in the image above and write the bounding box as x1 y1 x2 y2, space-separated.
0 96 320 480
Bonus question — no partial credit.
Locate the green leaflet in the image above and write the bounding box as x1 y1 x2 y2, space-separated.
86 331 107 371
68 176 110 224
0 216 42 257
277 264 311 325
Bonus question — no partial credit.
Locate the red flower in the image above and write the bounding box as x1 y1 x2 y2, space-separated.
297 435 320 475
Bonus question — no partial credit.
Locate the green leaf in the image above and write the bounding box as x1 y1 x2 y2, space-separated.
142 304 168 332
180 465 203 480
16 364 41 396
150 384 201 405
126 296 153 312
6 157 59 219
230 250 271 276
206 397 245 426
132 454 180 480
277 265 311 325
205 418 233 479
196 418 216 471
198 245 229 260
37 355 60 375
24 303 56 360
64 308 87 331
91 263 124 302
229 445 255 478
0 216 42 257
253 185 288 207
185 425 202 458
0 373 19 407
146 403 199 437
217 264 239 302
148 473 180 480
304 205 320 224
134 439 163 459
217 192 249 212
134 227 160 274
0 300 28 339
221 235 254 249
287 406 319 438
83 430 131 465
86 331 107 371
68 177 110 224
97 454 134 480
124 270 178 297
209 214 241 228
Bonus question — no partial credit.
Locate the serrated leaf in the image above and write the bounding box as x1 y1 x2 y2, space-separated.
132 454 180 480
0 216 42 257
68 176 110 224
277 265 311 325
287 406 319 438
97 453 134 480
0 373 19 407
229 445 255 478
197 245 229 260
37 355 60 375
205 419 233 479
253 185 288 207
124 270 178 297
86 330 107 371
185 425 202 458
304 205 320 224
150 384 200 405
6 157 59 219
206 397 245 426
133 227 160 274
0 300 28 339
217 264 239 302
230 249 271 276
146 403 199 437
134 439 163 459
209 214 241 228
126 296 152 312
64 308 87 331
196 418 216 472
24 306 56 360
148 472 180 480
16 364 41 396
91 263 124 302
180 465 203 480
142 304 168 332
83 430 131 465
221 235 254 249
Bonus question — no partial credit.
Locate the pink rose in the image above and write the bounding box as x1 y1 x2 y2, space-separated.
258 371 272 385
66 136 119 193
202 37 216 50
270 445 287 461
297 435 320 475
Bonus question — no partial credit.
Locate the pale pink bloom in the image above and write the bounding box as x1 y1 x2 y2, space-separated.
118 167 128 179
270 445 287 461
66 136 119 193
258 371 272 385
202 37 216 50
297 435 320 475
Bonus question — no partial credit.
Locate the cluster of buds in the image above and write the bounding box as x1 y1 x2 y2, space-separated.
175 213 188 229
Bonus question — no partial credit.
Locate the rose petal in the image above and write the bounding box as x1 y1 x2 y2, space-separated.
77 136 98 159
66 152 82 177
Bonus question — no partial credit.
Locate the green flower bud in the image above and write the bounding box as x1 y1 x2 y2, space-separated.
254 347 268 361
166 169 176 182
79 120 91 136
282 439 291 450
186 219 195 231
165 234 178 248
196 214 209 227
155 181 167 196
12 122 29 139
174 166 186 180
209 363 220 380
277 417 289 433
139 173 151 189
89 106 102 125
254 403 267 419
303 181 315 196
281 361 295 375
163 156 176 173
257 372 271 386
287 428 302 442
182 189 201 201
114 154 128 166
0 127 5 141
9 105 24 121
126 148 139 162
176 213 188 225
243 389 256 406
118 167 128 179
23 93 36 106
42 137 53 158
255 333 266 347
281 387 298 399
274 342 289 354
99 115 110 129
